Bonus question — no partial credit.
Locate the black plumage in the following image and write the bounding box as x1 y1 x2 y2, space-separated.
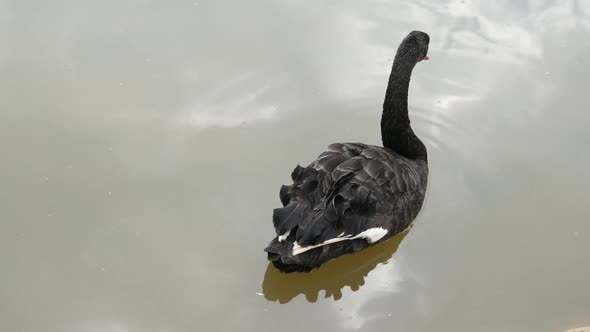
265 31 431 272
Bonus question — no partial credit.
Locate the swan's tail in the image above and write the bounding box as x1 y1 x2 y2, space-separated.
265 238 302 273
266 227 336 273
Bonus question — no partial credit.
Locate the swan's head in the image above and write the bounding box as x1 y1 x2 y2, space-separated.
398 31 430 63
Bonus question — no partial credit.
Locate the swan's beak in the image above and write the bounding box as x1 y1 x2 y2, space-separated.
423 55 430 60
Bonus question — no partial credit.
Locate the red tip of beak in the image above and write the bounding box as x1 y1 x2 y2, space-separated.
424 55 430 60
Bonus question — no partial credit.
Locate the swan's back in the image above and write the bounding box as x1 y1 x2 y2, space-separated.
265 143 428 272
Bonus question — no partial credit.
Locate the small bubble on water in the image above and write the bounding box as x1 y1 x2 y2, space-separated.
545 71 551 76
255 292 264 296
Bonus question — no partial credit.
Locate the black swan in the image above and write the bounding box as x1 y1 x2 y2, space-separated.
265 31 430 273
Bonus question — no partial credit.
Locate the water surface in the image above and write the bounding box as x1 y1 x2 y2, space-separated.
1 0 590 331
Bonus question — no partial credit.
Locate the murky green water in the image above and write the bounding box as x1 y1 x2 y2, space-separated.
1 1 589 331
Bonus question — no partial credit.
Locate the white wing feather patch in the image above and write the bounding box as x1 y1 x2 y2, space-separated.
355 227 389 243
292 227 388 256
278 230 291 242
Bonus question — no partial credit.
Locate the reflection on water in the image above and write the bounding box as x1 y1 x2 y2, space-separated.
565 327 590 332
262 230 409 303
2 0 590 331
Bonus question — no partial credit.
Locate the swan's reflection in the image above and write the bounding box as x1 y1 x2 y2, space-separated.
261 229 409 303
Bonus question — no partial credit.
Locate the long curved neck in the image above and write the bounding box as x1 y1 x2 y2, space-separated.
380 54 427 160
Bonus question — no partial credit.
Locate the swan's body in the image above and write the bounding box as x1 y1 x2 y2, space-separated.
265 31 431 272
